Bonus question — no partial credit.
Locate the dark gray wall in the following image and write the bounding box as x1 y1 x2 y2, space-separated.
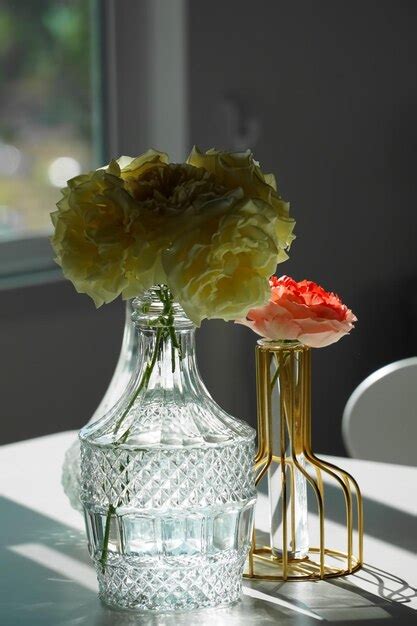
188 0 417 453
0 281 124 444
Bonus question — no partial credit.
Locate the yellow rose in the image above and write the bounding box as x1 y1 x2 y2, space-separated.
187 147 295 263
112 150 234 297
51 147 295 322
162 194 282 324
51 168 149 306
116 149 227 212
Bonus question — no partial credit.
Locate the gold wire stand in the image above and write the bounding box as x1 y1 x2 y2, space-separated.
244 341 364 582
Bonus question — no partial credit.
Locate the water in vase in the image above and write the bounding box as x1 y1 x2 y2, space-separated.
82 442 255 611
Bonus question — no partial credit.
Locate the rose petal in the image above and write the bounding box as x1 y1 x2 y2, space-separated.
236 275 356 348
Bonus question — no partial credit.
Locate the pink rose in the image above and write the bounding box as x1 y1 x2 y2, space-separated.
237 275 357 348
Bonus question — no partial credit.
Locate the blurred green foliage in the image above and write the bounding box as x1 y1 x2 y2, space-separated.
0 0 94 235
0 0 92 140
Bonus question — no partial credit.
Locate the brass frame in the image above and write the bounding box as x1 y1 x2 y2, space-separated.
244 341 364 581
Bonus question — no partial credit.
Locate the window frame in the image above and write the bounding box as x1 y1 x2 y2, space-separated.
0 0 187 292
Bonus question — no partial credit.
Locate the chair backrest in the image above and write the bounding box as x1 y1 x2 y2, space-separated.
342 357 417 466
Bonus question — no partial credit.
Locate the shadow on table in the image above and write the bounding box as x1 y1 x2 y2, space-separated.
314 481 416 554
258 469 417 554
0 496 416 626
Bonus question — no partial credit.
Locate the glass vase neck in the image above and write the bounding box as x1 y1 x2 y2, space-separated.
81 285 254 447
257 338 305 351
132 284 194 331
129 284 197 399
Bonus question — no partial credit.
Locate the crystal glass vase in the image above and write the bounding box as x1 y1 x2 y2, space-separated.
62 300 138 511
79 286 256 611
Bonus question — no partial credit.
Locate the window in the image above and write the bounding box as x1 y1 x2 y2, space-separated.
0 0 97 241
0 0 186 287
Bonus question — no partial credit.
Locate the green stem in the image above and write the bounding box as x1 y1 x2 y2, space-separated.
99 504 115 573
271 351 292 391
100 286 185 574
114 326 163 442
273 351 293 447
270 359 281 390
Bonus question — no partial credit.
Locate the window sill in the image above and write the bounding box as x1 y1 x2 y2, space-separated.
0 235 62 291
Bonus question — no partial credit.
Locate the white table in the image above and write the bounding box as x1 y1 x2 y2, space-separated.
0 431 416 625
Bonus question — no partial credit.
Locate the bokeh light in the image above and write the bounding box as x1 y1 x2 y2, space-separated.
48 157 81 188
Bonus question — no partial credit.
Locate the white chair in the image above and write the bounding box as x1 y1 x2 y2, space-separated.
342 357 417 466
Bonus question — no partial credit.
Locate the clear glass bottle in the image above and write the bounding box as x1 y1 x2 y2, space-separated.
62 300 138 511
79 286 256 612
266 341 309 560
